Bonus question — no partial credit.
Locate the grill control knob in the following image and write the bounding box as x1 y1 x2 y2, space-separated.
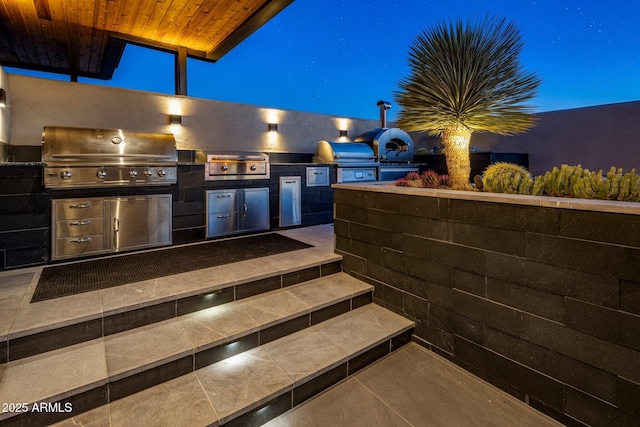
143 169 153 178
157 169 166 177
60 171 72 180
221 165 228 171
97 170 107 179
129 169 138 178
250 165 257 171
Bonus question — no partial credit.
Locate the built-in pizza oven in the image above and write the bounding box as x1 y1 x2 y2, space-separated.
354 100 414 163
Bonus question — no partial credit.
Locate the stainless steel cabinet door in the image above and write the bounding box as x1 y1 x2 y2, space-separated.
242 188 269 232
110 195 172 252
279 177 301 227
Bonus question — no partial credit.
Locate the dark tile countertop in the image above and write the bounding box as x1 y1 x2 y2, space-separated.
0 162 41 166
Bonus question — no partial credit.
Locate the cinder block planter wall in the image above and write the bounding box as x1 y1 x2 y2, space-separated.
333 184 640 427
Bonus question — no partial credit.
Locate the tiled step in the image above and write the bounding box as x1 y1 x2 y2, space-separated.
0 273 384 426
53 304 415 427
2 257 342 362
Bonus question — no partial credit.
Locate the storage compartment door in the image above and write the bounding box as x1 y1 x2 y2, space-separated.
110 195 172 252
207 211 239 237
279 176 301 227
241 188 269 232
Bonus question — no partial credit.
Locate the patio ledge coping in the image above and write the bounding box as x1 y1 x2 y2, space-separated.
333 182 640 216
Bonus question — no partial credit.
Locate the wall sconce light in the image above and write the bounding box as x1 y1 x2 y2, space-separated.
339 130 348 138
0 89 6 107
168 114 182 126
268 123 278 132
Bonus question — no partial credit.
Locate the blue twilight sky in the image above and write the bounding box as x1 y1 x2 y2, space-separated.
8 0 640 121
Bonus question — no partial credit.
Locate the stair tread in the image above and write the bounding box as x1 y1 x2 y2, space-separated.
52 304 414 427
0 273 372 421
4 241 341 340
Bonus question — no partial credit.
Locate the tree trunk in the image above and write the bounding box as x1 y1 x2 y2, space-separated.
442 125 473 191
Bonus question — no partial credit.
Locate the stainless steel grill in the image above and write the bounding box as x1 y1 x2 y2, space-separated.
42 126 178 189
313 141 378 183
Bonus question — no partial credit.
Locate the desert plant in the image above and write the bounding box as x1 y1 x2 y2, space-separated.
394 170 448 188
395 16 541 190
421 170 442 188
573 167 640 202
482 162 534 194
405 171 421 181
532 164 590 197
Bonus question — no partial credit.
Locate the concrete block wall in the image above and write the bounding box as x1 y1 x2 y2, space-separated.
333 185 640 427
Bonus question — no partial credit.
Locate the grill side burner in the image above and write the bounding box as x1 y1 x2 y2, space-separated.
41 126 178 189
196 151 270 181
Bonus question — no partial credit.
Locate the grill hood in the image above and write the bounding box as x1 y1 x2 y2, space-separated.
313 141 377 167
42 126 178 167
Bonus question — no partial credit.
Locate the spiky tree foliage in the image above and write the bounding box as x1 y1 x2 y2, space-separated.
395 16 541 190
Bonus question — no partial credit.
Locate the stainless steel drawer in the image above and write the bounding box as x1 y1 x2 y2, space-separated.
55 200 104 219
207 212 239 237
55 218 104 237
207 191 238 213
306 167 329 187
55 235 106 258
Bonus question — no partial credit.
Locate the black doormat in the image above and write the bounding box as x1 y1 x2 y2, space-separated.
32 233 312 303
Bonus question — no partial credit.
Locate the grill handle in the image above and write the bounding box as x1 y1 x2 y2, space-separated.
69 237 92 244
69 203 92 209
50 154 175 159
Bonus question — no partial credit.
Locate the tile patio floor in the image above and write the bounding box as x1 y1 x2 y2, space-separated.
0 224 562 426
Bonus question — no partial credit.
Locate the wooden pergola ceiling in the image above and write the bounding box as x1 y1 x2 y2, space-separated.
0 0 294 79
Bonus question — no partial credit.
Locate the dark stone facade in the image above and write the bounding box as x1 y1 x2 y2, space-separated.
0 165 50 270
0 160 334 270
333 186 640 427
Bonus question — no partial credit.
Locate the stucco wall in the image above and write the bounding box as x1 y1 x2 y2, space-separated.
410 101 640 176
6 70 640 175
6 73 380 152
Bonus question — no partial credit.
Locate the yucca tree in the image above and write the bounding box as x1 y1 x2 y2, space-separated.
395 16 541 190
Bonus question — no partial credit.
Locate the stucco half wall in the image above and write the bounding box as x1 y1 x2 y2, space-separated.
5 73 381 153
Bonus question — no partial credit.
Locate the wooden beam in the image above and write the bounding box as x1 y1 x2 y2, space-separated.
175 45 187 96
207 0 294 61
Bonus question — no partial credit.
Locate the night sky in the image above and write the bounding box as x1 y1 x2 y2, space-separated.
8 1 640 121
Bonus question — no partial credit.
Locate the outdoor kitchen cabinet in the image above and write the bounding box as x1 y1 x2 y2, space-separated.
51 195 173 261
206 188 269 238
